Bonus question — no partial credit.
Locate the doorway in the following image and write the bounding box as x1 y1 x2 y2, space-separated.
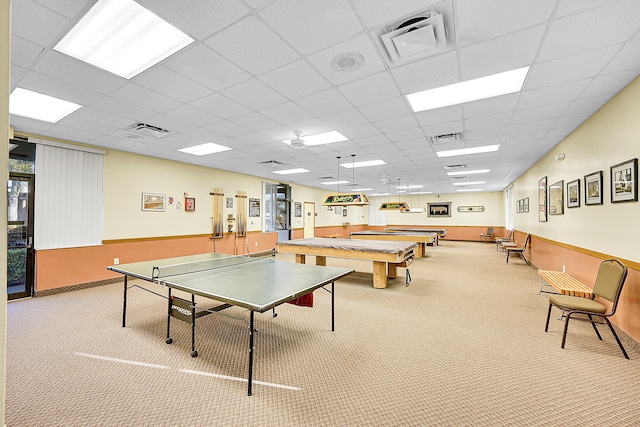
303 202 315 238
8 173 35 299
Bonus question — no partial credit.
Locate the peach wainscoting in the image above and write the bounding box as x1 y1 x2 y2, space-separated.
35 232 278 292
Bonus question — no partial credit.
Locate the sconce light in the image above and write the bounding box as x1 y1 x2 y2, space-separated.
555 153 565 161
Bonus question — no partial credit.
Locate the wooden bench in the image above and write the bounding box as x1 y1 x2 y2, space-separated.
537 270 593 298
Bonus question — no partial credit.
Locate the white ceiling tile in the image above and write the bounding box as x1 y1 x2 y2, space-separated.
164 44 250 91
464 112 511 130
338 72 400 106
421 120 464 137
260 0 363 55
134 66 214 104
563 94 613 116
340 124 382 140
17 71 103 106
307 34 387 86
455 0 556 47
89 96 157 122
322 109 369 130
259 60 331 99
374 115 418 133
229 112 280 132
32 51 127 94
602 39 640 74
525 45 621 89
416 105 463 127
391 51 459 94
350 0 437 28
164 104 221 127
138 0 250 39
191 93 251 120
537 0 640 61
295 89 352 116
11 0 70 46
517 79 591 110
358 96 413 122
463 93 519 118
204 16 299 75
261 102 315 125
109 83 182 113
580 70 639 98
204 120 252 137
554 0 621 17
459 25 546 81
70 107 133 129
10 36 44 69
221 79 287 110
387 128 425 143
511 102 571 123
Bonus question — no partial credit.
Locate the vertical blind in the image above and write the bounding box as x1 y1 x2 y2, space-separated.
34 142 105 249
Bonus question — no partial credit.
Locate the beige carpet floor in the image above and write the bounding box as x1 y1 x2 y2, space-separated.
6 241 640 426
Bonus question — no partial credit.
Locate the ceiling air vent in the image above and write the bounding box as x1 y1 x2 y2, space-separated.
377 3 453 67
124 122 174 138
259 160 284 166
429 132 463 144
443 164 467 170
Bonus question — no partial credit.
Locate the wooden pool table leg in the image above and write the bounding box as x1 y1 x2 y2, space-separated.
414 244 424 258
315 256 326 266
373 261 388 288
295 254 306 264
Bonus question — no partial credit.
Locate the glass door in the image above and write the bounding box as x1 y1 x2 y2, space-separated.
8 173 35 299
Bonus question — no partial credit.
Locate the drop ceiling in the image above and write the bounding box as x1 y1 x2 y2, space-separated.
9 0 640 194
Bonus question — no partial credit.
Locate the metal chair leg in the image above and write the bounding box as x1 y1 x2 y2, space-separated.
545 303 553 332
605 318 630 359
561 312 572 348
587 314 602 340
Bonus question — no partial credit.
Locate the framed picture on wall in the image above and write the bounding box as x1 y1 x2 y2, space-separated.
548 181 564 215
538 176 547 222
567 179 580 208
523 197 529 213
584 171 603 205
141 193 166 212
427 202 451 217
610 158 638 203
185 197 196 212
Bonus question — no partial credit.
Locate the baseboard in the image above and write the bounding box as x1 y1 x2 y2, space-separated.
35 277 123 297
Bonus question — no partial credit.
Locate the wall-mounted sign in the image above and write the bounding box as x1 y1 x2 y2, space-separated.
457 206 485 212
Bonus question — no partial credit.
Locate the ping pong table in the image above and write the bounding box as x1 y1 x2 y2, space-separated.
107 251 354 396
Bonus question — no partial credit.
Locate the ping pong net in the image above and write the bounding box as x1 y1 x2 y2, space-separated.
152 249 275 280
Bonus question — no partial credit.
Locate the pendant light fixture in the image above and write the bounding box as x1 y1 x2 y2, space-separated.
379 178 410 210
324 154 370 206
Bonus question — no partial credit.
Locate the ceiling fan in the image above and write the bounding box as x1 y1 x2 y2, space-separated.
289 130 307 150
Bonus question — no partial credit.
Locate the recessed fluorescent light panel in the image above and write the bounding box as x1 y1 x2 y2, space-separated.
54 0 194 79
457 188 483 192
453 181 485 186
178 143 231 156
397 185 423 189
406 66 529 112
282 131 347 147
321 180 349 185
272 168 309 175
436 145 500 158
341 159 386 168
447 169 490 176
10 88 82 122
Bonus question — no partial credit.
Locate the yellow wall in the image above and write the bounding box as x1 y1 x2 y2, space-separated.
511 75 640 342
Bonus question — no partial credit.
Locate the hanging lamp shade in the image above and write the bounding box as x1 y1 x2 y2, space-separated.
379 201 409 210
324 154 370 206
324 192 370 206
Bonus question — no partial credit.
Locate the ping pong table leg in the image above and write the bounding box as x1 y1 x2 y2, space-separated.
122 276 128 327
190 294 198 357
331 282 335 332
248 310 255 396
166 288 173 345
